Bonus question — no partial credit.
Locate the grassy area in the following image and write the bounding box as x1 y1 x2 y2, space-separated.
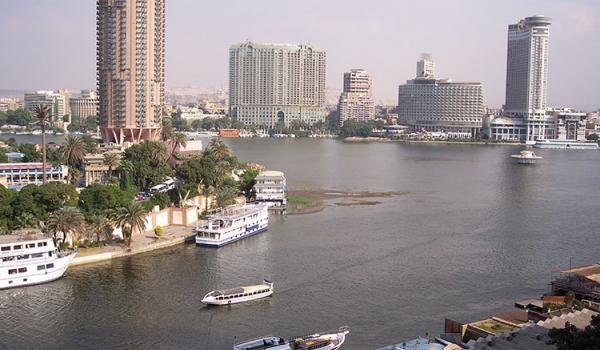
287 195 311 205
474 320 516 334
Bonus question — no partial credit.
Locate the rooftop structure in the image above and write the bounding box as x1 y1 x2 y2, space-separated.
229 42 327 126
417 53 436 78
253 170 287 207
552 263 600 302
82 152 121 186
97 0 165 144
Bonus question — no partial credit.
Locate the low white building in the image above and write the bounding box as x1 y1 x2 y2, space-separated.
0 163 69 190
253 170 287 207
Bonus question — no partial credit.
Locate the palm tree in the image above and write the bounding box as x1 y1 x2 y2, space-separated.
34 105 51 184
89 215 112 243
118 159 134 189
102 152 120 182
45 207 84 249
113 202 147 247
61 135 87 168
169 132 187 161
208 138 231 161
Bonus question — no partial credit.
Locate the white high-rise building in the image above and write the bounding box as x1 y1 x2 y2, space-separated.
97 0 165 144
416 53 435 78
229 42 327 126
337 69 375 126
24 91 69 121
504 15 554 141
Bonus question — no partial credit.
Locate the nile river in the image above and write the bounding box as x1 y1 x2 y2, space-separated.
1 138 599 349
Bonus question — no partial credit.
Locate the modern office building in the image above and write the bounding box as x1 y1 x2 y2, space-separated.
24 91 69 121
398 57 484 138
504 15 553 141
0 163 69 190
549 108 587 141
97 0 166 144
337 69 375 126
229 42 327 126
69 90 99 119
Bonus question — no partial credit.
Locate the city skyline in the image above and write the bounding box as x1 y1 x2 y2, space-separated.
0 0 599 110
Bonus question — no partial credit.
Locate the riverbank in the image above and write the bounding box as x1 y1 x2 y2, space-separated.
342 136 522 146
287 190 407 215
70 225 194 268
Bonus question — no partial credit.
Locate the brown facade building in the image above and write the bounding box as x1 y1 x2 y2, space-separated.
97 0 165 144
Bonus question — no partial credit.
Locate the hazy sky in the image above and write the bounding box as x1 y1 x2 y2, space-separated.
1 0 598 109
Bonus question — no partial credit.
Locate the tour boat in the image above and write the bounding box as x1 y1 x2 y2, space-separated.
533 139 599 150
233 336 291 350
511 150 542 164
1 234 77 289
290 327 349 350
202 279 273 306
195 203 269 247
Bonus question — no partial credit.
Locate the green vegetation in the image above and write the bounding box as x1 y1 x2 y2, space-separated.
0 109 35 127
0 150 7 163
123 141 173 190
67 115 98 133
474 320 516 334
548 314 600 350
112 202 147 247
338 120 385 138
288 195 311 205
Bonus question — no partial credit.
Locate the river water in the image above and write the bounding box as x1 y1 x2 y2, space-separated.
1 139 599 349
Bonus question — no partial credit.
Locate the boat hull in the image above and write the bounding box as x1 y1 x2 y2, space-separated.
0 252 76 290
196 223 268 247
202 290 273 305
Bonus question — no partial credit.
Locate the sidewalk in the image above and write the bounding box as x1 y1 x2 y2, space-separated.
70 225 196 268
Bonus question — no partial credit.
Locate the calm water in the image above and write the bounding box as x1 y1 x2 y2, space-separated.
1 139 599 349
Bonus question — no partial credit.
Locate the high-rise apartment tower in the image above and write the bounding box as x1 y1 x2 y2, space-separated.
338 69 375 126
96 0 165 144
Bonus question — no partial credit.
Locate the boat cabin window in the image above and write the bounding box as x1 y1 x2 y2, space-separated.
17 255 30 260
1 246 10 252
26 243 35 248
37 242 48 247
37 265 46 271
46 263 54 269
8 269 17 275
13 245 22 250
31 253 43 258
18 267 27 273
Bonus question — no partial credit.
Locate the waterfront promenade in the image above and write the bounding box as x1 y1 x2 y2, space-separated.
70 225 195 267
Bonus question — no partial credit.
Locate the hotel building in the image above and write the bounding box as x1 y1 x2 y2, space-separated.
229 42 327 126
337 69 375 126
69 90 99 119
96 0 165 144
504 15 554 141
24 91 70 121
398 56 484 138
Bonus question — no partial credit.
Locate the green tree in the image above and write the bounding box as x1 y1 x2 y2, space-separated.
169 132 187 162
112 202 147 247
123 141 172 190
238 167 259 198
34 105 51 183
0 150 8 163
61 136 87 169
548 315 600 350
102 152 120 182
216 177 239 207
18 143 42 162
45 207 85 247
0 186 15 230
118 159 135 189
162 116 174 141
88 214 113 243
78 183 132 220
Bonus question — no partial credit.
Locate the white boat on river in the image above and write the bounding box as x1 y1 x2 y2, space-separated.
195 203 269 247
233 327 349 350
1 234 76 289
202 279 273 305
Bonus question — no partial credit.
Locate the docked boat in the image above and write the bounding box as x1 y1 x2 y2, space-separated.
233 336 291 350
202 279 273 305
1 233 77 289
290 327 349 350
195 203 269 247
511 150 542 164
533 139 599 150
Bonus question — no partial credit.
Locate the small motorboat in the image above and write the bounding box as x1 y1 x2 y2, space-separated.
511 150 542 164
233 336 291 350
290 327 349 350
202 279 273 306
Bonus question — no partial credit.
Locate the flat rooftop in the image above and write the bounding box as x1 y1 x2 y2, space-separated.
0 232 47 244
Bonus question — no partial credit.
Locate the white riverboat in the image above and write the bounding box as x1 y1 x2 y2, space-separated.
202 279 273 306
1 234 77 290
511 150 542 164
233 327 349 350
195 204 269 247
533 139 599 150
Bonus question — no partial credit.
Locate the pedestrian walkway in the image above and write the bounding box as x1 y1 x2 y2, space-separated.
71 225 195 267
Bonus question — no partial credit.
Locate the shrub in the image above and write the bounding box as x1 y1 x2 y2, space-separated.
154 226 164 237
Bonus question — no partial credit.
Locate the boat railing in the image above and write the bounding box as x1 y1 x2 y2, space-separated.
57 249 77 258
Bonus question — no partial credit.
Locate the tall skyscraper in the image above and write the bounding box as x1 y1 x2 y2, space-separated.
229 42 326 126
398 56 484 138
337 69 375 126
416 53 435 78
97 0 165 144
504 15 553 141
